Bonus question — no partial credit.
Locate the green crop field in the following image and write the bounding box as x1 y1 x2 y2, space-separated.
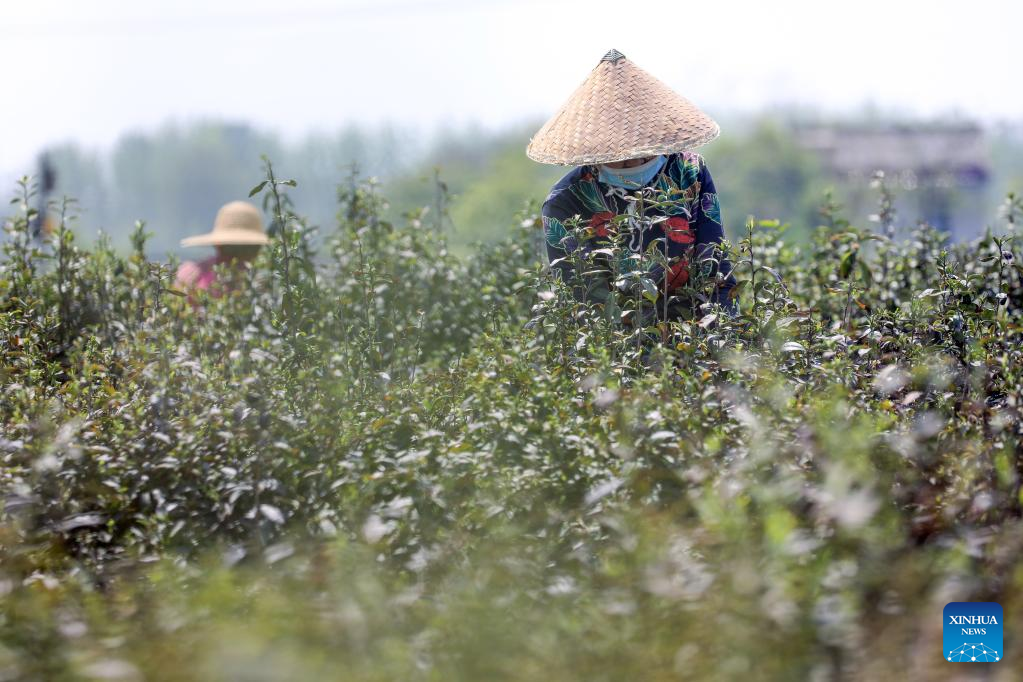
2 165 1022 681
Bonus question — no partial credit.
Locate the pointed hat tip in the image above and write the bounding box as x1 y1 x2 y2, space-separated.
600 48 625 64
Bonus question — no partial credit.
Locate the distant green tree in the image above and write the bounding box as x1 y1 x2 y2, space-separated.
702 119 825 241
110 123 281 255
33 116 1019 258
46 143 109 225
383 130 562 248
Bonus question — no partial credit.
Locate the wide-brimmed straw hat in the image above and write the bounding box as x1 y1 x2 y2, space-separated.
527 49 720 166
180 201 269 247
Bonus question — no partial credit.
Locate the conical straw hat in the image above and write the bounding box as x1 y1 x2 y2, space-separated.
527 49 720 166
180 201 269 247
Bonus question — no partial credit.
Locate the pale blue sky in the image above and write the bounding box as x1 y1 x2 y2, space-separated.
2 0 1020 176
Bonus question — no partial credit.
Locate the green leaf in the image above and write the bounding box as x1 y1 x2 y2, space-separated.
839 250 857 279
248 181 268 197
729 280 748 300
641 278 659 301
698 313 717 329
758 266 785 284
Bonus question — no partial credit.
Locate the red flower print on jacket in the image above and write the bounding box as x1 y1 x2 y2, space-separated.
666 260 689 290
664 216 695 244
589 211 615 237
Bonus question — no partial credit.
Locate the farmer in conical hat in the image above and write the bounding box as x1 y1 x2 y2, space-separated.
175 201 269 294
528 49 735 314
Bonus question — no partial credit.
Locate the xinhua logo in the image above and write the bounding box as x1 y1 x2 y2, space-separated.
944 602 1003 662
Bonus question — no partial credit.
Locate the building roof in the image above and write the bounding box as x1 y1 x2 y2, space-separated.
795 123 990 186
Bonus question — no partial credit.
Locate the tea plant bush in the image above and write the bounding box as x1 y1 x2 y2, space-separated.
2 166 1023 681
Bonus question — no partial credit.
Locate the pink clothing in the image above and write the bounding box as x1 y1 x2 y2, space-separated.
175 256 222 292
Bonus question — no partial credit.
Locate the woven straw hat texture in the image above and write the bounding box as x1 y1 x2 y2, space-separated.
527 49 719 166
180 201 269 247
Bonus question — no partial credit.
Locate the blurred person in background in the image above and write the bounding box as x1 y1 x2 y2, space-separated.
175 201 268 296
527 49 735 318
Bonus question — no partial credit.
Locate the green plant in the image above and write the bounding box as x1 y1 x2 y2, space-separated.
2 166 1023 680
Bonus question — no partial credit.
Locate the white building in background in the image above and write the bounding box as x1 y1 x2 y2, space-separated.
795 124 992 240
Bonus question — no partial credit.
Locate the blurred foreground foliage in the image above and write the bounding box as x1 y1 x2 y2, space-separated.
2 169 1023 680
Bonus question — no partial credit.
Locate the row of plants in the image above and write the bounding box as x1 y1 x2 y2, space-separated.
1 164 1022 679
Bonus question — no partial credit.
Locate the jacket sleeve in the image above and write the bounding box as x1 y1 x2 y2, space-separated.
692 159 737 311
541 199 610 304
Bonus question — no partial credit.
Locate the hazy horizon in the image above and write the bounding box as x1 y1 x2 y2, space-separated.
3 0 1021 179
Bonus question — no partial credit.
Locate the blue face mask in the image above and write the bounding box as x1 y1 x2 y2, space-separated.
597 155 666 189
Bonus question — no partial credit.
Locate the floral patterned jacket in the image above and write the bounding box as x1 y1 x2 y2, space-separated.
541 151 736 310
